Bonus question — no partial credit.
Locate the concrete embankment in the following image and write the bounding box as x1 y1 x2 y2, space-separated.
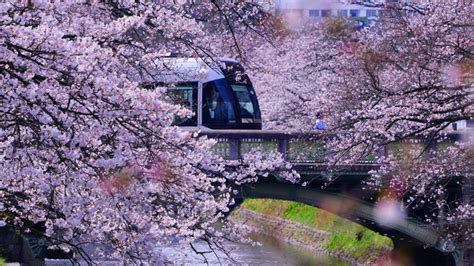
232 200 393 265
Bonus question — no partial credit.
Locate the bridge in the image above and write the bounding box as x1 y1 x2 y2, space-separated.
201 129 472 266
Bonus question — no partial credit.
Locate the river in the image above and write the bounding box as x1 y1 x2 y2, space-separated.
153 234 349 265
45 234 349 265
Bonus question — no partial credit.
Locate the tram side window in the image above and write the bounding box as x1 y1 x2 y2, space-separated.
202 80 235 125
167 84 197 126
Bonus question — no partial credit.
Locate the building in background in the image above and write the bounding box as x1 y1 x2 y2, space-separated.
268 0 387 29
274 0 380 19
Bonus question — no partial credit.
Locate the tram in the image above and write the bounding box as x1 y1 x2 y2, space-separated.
152 57 262 130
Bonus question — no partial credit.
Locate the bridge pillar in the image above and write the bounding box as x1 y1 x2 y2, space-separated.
277 138 288 160
229 139 240 160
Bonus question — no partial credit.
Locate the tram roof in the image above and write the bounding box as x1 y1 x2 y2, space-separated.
155 57 239 83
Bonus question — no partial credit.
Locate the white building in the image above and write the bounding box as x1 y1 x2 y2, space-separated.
266 0 387 29
273 0 382 19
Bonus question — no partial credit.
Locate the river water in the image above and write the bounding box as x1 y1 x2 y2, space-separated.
154 235 350 265
45 234 349 265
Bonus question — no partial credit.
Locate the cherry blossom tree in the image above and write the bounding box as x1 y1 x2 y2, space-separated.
248 19 347 130
321 4 473 243
247 8 362 130
0 1 295 263
251 1 473 246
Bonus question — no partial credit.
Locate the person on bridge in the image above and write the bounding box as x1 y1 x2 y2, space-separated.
313 112 326 130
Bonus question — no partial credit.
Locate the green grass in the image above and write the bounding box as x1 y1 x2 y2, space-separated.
282 202 318 227
241 198 290 215
240 199 393 262
0 257 5 266
324 228 392 262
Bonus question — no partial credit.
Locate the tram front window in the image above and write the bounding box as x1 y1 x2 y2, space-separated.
230 84 260 122
203 79 236 127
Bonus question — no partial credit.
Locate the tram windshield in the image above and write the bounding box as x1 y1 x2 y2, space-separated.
230 83 261 122
202 79 236 126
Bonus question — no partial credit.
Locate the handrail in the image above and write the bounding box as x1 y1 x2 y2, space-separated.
197 130 465 162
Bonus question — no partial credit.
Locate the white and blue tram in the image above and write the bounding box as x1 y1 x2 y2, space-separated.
150 57 262 130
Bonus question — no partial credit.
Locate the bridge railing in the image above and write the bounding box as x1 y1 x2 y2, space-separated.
199 130 369 163
199 129 463 164
199 129 323 162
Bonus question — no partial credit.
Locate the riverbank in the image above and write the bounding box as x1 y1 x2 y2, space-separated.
232 199 393 265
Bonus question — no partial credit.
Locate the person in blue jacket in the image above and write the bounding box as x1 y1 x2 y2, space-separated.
313 112 326 130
